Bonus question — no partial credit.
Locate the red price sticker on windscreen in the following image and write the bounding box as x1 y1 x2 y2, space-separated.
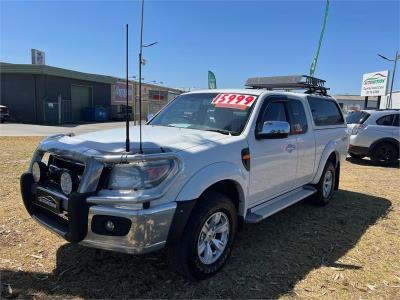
211 93 256 110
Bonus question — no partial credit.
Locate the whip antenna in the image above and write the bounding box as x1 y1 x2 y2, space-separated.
125 24 130 153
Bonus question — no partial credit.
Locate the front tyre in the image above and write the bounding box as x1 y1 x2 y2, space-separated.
312 161 336 206
167 192 237 280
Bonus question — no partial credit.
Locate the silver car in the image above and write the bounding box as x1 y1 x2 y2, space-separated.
347 109 400 166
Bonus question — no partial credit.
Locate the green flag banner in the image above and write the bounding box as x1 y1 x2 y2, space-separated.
208 71 217 89
310 0 330 77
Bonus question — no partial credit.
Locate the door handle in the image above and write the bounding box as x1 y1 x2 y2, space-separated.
286 144 296 153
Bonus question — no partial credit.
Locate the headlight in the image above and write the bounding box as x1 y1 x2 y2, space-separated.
60 171 79 195
32 161 47 183
108 159 174 190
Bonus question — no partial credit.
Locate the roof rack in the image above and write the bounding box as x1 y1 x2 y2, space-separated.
245 75 329 96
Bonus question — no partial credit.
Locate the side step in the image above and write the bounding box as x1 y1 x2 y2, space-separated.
245 186 317 223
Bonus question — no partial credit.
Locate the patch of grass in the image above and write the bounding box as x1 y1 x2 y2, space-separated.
0 137 399 299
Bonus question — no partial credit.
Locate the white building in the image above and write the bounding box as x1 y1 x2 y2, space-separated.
379 91 400 109
334 91 400 112
334 94 378 113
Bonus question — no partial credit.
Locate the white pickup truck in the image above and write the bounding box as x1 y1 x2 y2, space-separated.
21 76 349 279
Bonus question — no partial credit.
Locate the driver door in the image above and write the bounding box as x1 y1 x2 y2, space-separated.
247 97 298 206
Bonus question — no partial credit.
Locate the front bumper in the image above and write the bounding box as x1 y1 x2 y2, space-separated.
82 202 176 254
21 173 177 254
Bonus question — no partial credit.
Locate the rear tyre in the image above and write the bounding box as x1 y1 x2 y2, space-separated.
312 161 336 206
167 192 237 280
349 153 365 159
371 142 398 166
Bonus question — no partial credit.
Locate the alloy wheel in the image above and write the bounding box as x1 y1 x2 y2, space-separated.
323 170 333 198
197 212 230 265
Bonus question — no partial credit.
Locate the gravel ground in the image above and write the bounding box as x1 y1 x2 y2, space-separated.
0 137 399 299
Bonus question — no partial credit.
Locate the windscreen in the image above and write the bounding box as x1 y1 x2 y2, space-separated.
346 111 370 124
149 93 257 135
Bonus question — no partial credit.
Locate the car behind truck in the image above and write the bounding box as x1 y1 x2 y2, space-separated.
20 75 348 279
347 109 399 166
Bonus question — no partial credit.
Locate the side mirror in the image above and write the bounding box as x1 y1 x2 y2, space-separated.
256 121 290 139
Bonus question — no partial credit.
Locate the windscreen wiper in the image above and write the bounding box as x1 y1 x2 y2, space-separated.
204 129 232 135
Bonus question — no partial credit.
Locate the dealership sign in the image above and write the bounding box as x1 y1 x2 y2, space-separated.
360 70 389 97
31 49 45 65
111 82 134 105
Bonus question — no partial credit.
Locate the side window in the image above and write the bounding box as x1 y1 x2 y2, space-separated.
289 100 308 134
258 102 288 131
376 114 395 126
307 97 344 126
393 114 400 127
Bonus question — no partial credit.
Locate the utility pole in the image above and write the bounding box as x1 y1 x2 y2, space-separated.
138 0 158 152
378 50 399 108
138 0 144 153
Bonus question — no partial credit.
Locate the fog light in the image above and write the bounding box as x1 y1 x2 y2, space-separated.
60 170 79 195
105 220 115 232
91 215 131 236
60 172 73 195
32 161 47 183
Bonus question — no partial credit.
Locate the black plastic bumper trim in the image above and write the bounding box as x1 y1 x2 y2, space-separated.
348 145 369 156
166 199 197 246
21 173 37 215
20 172 93 244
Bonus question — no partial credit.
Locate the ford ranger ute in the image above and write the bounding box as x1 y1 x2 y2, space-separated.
20 75 349 279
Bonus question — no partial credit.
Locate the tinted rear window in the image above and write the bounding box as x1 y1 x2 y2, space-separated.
307 97 344 126
376 114 396 126
346 111 370 124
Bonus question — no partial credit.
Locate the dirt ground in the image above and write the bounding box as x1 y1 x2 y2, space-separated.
1 137 399 299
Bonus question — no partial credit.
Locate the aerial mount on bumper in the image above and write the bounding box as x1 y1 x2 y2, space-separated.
245 75 330 96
